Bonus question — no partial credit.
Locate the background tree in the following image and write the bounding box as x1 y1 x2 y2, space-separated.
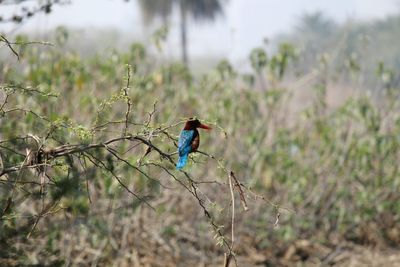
138 0 225 66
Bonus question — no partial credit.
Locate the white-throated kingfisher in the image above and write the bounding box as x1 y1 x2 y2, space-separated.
176 118 212 170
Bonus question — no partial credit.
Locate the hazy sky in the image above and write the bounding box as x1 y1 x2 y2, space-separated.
2 0 399 61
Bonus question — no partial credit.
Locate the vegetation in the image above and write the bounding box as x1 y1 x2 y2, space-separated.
1 12 400 267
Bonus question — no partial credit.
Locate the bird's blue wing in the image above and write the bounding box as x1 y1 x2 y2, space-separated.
178 130 194 156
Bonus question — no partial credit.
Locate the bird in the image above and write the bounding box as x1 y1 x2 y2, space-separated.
176 118 212 170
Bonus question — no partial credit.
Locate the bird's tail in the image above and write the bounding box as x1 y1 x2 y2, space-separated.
176 153 188 170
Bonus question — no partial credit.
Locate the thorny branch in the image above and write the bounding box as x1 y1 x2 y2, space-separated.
0 135 170 177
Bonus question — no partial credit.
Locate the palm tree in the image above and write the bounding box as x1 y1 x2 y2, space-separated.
138 0 224 66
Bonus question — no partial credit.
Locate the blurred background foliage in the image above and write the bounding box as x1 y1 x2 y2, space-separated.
1 1 400 266
276 11 400 89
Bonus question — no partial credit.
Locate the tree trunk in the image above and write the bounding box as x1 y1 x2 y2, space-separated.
179 0 188 66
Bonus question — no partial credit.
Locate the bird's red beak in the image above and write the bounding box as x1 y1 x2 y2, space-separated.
198 123 212 130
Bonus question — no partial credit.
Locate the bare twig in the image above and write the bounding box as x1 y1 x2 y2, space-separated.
122 65 133 136
27 200 62 238
230 171 249 211
224 172 236 267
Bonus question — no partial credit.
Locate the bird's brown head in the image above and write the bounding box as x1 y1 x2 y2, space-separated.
184 118 212 131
